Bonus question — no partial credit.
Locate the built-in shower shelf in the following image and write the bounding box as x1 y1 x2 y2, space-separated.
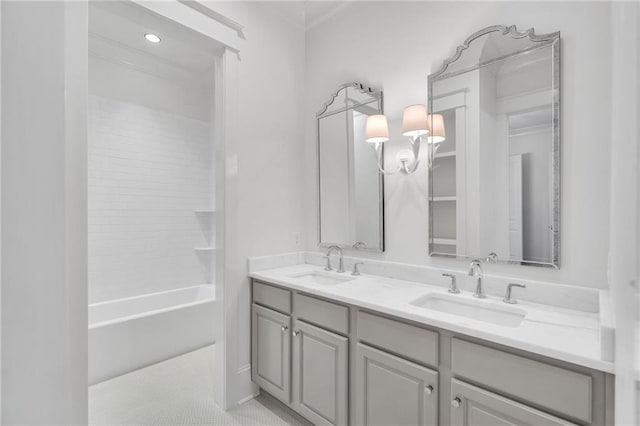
194 210 216 214
194 247 216 252
434 151 456 159
431 196 457 202
432 238 456 246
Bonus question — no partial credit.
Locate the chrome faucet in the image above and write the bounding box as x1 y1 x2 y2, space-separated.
468 259 486 298
503 283 526 304
326 246 345 273
351 262 364 276
442 273 459 294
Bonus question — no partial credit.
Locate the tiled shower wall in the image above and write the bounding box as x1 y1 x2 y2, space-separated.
88 95 213 303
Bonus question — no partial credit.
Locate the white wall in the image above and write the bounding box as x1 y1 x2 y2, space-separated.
88 95 213 303
0 0 304 416
88 53 212 122
201 1 306 405
1 1 87 423
304 1 613 288
608 2 639 424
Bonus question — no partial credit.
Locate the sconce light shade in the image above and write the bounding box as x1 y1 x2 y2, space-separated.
365 114 390 143
401 104 429 137
427 114 446 143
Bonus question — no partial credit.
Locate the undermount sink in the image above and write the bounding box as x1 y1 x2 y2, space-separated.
289 271 355 286
409 293 526 327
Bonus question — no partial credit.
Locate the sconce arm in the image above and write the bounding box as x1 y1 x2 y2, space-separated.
374 142 401 175
402 135 422 174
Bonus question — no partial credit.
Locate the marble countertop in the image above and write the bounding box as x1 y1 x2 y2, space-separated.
250 264 614 374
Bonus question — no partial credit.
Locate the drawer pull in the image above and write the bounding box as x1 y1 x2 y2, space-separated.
292 330 300 337
425 385 434 395
451 397 462 408
281 325 288 332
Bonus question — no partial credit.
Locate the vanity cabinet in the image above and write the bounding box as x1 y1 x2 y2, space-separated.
251 303 291 403
355 343 438 426
450 338 594 423
450 379 576 426
250 279 612 426
292 319 348 425
251 281 349 425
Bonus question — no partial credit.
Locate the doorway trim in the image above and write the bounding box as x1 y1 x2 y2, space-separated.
130 0 243 411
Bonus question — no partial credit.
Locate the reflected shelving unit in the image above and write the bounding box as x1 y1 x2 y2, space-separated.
429 95 466 256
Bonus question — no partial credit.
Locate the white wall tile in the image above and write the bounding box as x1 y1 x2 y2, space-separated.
88 96 214 303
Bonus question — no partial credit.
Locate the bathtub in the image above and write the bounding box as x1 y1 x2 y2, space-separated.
89 284 216 385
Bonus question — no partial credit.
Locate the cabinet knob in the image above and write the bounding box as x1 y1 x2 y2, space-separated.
451 397 462 408
292 330 300 337
425 385 434 395
281 325 288 332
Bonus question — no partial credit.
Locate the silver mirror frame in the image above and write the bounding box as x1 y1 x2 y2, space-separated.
316 82 385 252
428 25 561 268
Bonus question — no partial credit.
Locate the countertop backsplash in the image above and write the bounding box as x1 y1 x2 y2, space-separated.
248 251 602 314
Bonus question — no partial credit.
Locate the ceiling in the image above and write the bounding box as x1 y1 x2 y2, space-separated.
265 1 352 30
88 1 351 81
305 1 352 29
89 2 222 78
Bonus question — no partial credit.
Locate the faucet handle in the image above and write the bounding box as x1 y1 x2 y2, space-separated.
485 252 498 263
503 283 526 304
323 255 332 271
442 273 459 294
468 259 482 275
352 262 364 276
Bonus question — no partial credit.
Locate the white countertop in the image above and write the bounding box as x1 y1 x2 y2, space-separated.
636 324 640 381
250 264 614 374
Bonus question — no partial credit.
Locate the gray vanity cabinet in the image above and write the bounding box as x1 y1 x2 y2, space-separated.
292 319 348 426
450 379 577 426
251 279 612 426
251 303 291 404
355 343 438 426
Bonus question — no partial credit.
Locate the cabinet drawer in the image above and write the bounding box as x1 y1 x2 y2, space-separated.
253 281 291 313
294 293 349 335
357 311 438 367
451 339 592 423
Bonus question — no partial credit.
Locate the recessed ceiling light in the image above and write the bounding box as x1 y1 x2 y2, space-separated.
144 33 161 43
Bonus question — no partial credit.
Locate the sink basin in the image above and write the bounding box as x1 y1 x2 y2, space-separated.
409 294 526 327
289 271 355 286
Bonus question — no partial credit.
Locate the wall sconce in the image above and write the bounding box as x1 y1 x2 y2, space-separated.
365 105 446 174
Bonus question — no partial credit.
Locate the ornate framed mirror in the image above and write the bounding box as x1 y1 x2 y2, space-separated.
428 25 561 267
317 83 385 252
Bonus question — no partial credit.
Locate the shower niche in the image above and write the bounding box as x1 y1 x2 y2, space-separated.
194 209 217 285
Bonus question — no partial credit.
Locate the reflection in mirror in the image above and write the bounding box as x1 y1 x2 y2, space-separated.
317 83 384 251
428 25 560 267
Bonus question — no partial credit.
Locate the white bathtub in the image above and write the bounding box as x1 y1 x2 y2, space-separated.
89 285 216 385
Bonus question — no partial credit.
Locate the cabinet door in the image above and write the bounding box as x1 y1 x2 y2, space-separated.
450 379 578 426
251 304 291 403
355 343 438 426
292 319 348 426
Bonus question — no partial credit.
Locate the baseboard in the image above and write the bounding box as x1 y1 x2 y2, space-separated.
237 390 260 405
235 363 258 405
